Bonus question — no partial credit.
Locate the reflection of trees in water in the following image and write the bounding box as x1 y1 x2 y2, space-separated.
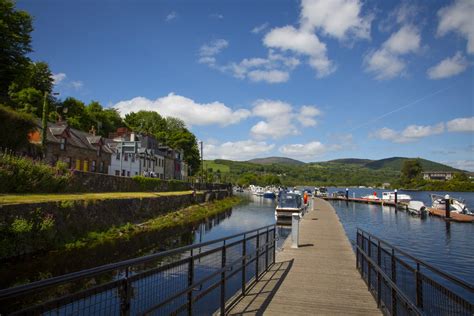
0 209 234 290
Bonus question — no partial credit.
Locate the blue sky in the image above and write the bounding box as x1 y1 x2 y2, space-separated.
18 0 473 169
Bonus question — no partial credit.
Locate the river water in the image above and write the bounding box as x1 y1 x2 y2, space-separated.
1 189 472 291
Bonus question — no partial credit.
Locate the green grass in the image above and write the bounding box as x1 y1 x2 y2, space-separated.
64 196 243 250
0 191 196 205
204 160 230 173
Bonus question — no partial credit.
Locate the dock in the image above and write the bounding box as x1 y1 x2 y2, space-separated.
226 198 381 315
427 208 474 223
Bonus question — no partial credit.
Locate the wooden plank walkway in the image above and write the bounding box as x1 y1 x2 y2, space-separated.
226 198 381 315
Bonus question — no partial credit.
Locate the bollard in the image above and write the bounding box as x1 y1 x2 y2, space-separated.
345 188 349 200
291 213 299 248
394 189 398 204
445 194 450 218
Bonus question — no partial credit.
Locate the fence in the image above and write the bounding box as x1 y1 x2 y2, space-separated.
356 228 474 316
0 224 276 315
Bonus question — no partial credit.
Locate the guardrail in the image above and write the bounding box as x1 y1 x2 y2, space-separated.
356 228 473 316
0 224 276 315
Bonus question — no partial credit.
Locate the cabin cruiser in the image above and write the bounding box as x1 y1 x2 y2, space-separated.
361 193 380 201
275 192 306 220
430 194 472 215
314 187 328 197
263 191 276 199
381 191 412 203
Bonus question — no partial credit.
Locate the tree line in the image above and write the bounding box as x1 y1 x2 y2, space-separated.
0 0 200 174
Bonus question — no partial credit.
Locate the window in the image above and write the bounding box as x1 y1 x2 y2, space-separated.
135 172 138 175
143 159 146 167
99 161 104 173
115 170 120 176
60 138 66 150
121 169 125 176
127 171 130 177
116 153 120 160
131 155 135 162
97 146 101 157
124 153 128 161
75 159 81 170
66 157 72 168
83 160 89 172
91 160 96 172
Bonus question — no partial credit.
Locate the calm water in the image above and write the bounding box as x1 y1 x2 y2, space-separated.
326 187 474 285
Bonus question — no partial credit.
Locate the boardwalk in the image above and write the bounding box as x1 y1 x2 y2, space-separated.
226 198 381 315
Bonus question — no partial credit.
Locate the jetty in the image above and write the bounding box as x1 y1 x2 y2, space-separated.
427 207 474 222
226 198 381 315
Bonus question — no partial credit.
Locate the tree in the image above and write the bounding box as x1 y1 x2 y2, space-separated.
0 0 33 102
124 111 167 140
401 159 423 184
85 101 123 137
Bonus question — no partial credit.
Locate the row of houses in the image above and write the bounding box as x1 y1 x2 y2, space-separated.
29 122 188 180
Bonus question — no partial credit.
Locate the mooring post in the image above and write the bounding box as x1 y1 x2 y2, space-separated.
345 188 349 200
445 194 450 218
291 213 299 248
394 189 398 213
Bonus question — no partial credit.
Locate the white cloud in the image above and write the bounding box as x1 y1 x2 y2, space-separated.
437 0 474 54
113 93 251 127
446 117 474 132
52 73 66 85
427 51 469 79
209 13 224 19
199 39 229 61
444 160 474 171
279 141 341 159
300 0 372 40
165 11 177 22
372 123 444 143
252 23 269 34
204 140 275 160
247 70 289 83
364 25 420 80
70 81 83 90
250 100 321 139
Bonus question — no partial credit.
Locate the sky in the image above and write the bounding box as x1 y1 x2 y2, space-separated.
17 0 474 170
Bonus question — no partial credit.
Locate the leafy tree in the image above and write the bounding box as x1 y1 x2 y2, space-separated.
0 0 33 102
401 159 423 184
8 87 43 115
85 101 123 136
124 111 167 140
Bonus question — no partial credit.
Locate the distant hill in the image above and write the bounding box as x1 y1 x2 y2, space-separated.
327 158 374 165
364 157 460 171
247 157 305 165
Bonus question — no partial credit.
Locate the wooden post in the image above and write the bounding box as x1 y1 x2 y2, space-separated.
345 188 349 200
445 194 450 218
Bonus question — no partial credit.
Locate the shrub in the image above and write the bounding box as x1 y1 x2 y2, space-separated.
0 104 37 151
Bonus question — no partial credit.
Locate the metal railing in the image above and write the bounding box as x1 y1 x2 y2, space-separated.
356 228 474 316
0 224 276 315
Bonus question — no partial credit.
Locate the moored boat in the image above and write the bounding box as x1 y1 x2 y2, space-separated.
382 191 412 203
263 191 276 199
275 192 306 220
407 201 426 216
430 194 472 215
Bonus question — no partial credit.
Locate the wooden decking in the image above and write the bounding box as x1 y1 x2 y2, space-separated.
226 198 381 315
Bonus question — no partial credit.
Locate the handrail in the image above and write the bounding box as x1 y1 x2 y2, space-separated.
357 227 474 292
0 224 276 299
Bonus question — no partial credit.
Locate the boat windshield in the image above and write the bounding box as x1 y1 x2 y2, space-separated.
278 193 302 209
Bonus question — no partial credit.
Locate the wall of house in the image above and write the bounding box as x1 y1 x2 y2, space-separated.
0 190 231 259
108 152 141 177
47 142 111 174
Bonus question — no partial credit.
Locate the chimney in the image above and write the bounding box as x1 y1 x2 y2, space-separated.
130 132 135 141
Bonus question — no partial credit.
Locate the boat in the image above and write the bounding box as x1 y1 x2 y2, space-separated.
263 191 276 199
430 194 472 215
332 191 346 198
407 201 426 216
381 191 412 203
275 192 306 221
315 187 328 197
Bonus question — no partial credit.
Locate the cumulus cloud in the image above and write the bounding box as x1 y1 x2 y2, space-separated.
437 0 474 54
113 93 251 127
300 0 372 40
71 81 83 90
364 25 421 79
427 51 469 79
52 73 66 85
198 39 229 65
250 100 322 139
204 140 275 160
165 11 177 22
372 123 444 143
279 141 341 159
444 160 474 171
446 117 474 132
252 23 269 34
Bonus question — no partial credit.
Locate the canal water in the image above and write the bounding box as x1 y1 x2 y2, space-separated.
1 189 472 293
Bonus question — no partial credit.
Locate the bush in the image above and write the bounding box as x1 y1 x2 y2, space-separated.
0 104 37 151
0 151 72 193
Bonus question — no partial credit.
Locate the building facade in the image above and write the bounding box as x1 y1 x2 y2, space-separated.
422 171 454 181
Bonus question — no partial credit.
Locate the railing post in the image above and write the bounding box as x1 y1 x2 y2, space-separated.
356 231 360 270
119 267 131 316
377 240 381 308
187 251 194 316
256 232 260 281
291 213 299 248
220 243 226 316
272 227 276 264
415 263 423 310
265 227 269 270
391 249 397 316
368 236 372 291
242 235 247 296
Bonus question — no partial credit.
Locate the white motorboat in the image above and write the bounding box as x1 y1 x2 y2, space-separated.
275 192 306 220
382 191 412 203
361 194 380 201
407 201 426 216
430 194 472 215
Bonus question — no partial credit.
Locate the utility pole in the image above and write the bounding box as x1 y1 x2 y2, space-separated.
199 141 203 186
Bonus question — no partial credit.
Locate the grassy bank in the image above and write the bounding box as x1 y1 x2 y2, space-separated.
0 191 200 205
64 196 243 250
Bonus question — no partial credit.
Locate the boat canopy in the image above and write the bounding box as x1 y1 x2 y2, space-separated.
278 193 302 209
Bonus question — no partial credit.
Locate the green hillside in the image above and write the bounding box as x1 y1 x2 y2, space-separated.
365 157 460 171
247 157 305 165
327 158 373 165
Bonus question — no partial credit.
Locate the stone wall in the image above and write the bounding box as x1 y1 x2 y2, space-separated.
66 170 232 193
0 190 231 259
